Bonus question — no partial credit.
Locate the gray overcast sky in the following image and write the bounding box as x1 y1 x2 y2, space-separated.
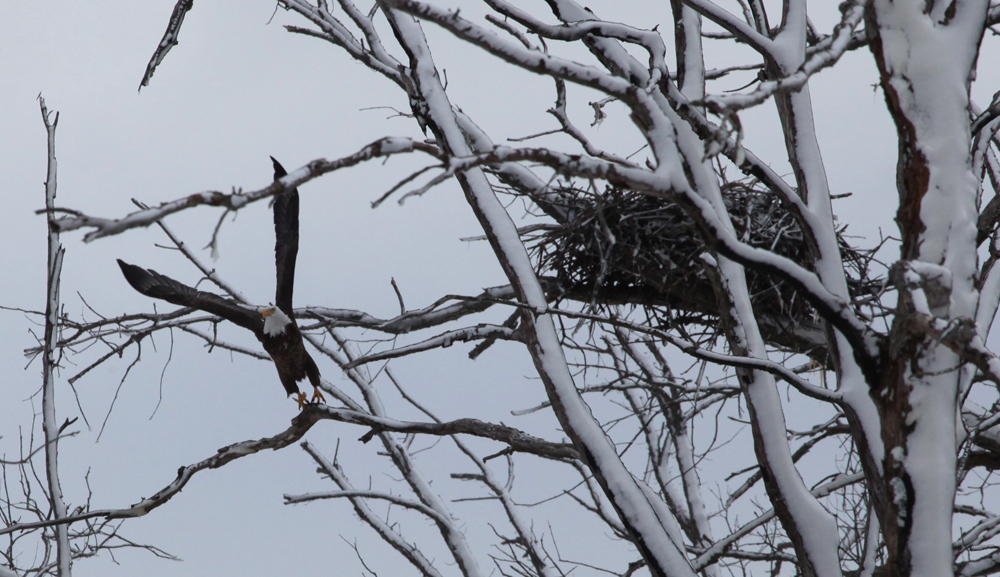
2 2 991 576
0 3 589 575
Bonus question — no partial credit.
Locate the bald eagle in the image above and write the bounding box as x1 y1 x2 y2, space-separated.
117 157 325 409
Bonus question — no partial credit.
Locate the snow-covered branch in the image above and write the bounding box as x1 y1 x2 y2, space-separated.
284 488 455 524
385 0 635 98
302 284 518 334
281 0 404 84
694 0 866 112
139 0 193 90
39 96 71 577
46 137 439 241
0 408 324 538
308 404 579 461
19 0 1000 574
381 6 700 575
342 323 519 368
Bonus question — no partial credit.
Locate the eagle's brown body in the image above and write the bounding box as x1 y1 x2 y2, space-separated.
261 316 321 398
117 157 324 408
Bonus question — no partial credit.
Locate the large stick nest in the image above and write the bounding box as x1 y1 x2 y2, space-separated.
520 181 883 363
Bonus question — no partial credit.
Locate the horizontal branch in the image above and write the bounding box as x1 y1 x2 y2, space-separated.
63 315 249 384
0 430 79 466
303 284 518 334
343 324 520 368
959 550 1000 577
0 409 323 537
437 294 839 402
283 489 453 525
386 0 634 98
178 325 271 360
0 376 577 542
693 0 866 112
482 0 667 76
311 405 580 461
46 137 441 242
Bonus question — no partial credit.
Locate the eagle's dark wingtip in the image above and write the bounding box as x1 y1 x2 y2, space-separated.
117 258 138 279
271 156 288 180
117 259 150 293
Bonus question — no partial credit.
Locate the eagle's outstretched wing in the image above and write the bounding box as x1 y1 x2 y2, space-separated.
117 259 264 336
270 156 299 316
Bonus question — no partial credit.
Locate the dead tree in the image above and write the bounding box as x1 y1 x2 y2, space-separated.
9 1 1000 576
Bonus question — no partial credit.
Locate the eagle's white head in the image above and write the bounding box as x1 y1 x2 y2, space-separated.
262 306 292 336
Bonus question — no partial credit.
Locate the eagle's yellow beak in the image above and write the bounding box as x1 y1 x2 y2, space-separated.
262 308 273 318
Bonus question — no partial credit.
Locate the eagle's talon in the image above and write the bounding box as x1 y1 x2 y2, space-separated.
295 392 309 410
311 387 326 405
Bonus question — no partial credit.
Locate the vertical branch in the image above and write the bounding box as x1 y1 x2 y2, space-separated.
662 68 846 572
39 96 71 577
758 0 888 537
378 5 696 577
867 2 988 574
669 0 705 101
704 255 843 577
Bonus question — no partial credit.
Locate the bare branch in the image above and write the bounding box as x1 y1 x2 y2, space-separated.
343 323 520 368
0 409 323 538
309 404 579 461
39 95 72 577
139 0 193 90
296 442 445 577
47 137 441 241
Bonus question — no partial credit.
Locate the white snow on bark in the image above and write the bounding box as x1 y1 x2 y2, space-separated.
656 53 845 576
40 98 72 577
876 0 984 317
384 7 700 575
717 257 845 577
899 357 960 575
873 1 987 575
